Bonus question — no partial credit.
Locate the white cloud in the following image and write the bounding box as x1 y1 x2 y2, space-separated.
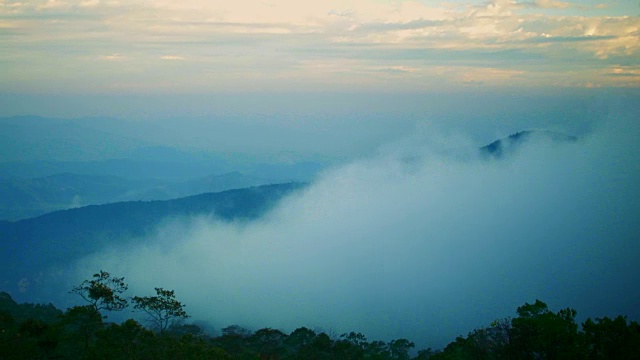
0 0 639 91
160 55 185 60
36 0 69 10
533 0 573 9
79 0 98 7
67 109 640 348
101 53 124 61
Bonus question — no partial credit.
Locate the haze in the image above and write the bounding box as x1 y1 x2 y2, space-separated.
55 104 637 349
1 0 639 352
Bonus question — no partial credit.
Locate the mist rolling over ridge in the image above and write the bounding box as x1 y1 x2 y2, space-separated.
60 114 640 349
2 0 640 356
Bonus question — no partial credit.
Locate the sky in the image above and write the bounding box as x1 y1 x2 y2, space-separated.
1 0 639 100
1 0 640 350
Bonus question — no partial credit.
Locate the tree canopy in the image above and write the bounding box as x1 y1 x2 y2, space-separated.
2 274 640 360
132 287 189 333
70 270 128 315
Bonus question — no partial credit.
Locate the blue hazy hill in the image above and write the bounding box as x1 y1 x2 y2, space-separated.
0 171 276 221
0 129 578 303
0 183 304 300
480 130 578 158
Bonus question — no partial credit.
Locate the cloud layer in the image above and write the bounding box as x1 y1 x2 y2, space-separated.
68 111 640 349
1 0 639 92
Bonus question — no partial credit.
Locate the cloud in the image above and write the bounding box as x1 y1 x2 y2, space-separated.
530 0 574 9
524 35 617 43
79 0 99 7
370 66 417 74
100 53 124 61
604 72 639 77
66 105 640 349
36 0 69 10
1 0 639 92
604 66 640 76
160 55 185 60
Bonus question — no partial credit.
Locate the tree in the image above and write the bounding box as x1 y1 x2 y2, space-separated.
70 270 128 315
132 287 189 333
388 338 415 360
59 305 103 356
334 332 368 359
88 319 157 360
250 328 288 359
215 325 255 359
508 299 582 360
582 315 640 360
221 324 253 337
286 327 317 350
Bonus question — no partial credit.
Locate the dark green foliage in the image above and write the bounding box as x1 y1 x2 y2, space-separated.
508 300 582 360
161 333 230 360
414 348 436 359
582 315 640 360
132 287 189 333
0 291 62 324
432 300 585 360
213 324 258 359
167 322 207 337
388 338 415 360
333 332 369 359
0 310 17 358
309 332 333 358
70 270 128 315
2 288 640 360
0 317 59 360
58 305 104 357
286 327 317 349
20 318 59 358
222 324 254 337
284 327 329 360
64 315 232 360
0 292 64 359
88 319 156 359
251 328 288 359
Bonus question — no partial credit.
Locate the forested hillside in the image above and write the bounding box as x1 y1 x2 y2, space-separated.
1 272 639 360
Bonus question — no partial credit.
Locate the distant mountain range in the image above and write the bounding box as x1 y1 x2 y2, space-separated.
0 183 304 300
0 115 332 220
0 129 577 221
0 171 276 221
0 115 331 177
0 128 577 303
480 130 578 158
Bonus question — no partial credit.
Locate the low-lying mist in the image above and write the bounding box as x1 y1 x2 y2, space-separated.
69 115 639 349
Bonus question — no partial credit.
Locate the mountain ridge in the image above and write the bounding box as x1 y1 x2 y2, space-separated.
480 130 578 158
0 182 305 300
0 129 578 302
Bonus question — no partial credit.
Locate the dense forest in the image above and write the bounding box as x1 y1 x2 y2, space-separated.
1 271 639 359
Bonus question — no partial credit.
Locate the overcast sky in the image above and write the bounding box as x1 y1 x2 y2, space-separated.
1 0 638 99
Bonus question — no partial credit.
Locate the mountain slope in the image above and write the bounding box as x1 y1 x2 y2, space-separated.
0 183 305 297
480 130 578 158
0 171 279 221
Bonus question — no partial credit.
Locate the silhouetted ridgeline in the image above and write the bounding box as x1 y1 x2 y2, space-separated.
0 171 280 221
0 129 575 221
1 290 639 359
0 183 304 295
480 130 577 158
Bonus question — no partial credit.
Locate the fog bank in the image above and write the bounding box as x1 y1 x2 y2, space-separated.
70 115 640 349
